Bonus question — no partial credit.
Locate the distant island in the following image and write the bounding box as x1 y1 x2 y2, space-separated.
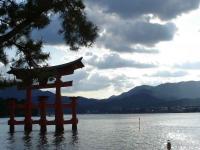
1 80 200 116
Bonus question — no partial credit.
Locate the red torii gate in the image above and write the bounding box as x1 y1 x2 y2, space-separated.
7 57 84 133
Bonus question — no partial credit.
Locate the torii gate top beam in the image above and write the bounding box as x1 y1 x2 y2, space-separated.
7 57 84 85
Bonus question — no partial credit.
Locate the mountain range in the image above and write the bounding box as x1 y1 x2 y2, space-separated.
1 81 200 113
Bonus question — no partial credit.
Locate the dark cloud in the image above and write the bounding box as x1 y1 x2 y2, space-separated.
118 22 176 46
33 18 167 52
127 47 159 54
175 62 200 70
85 0 199 53
110 44 159 54
87 53 157 69
31 0 199 54
98 21 176 51
87 0 200 20
146 70 188 77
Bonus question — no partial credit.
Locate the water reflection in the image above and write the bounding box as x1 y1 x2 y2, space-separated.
23 132 33 149
53 132 65 147
39 132 48 145
71 130 79 145
37 132 48 150
7 133 15 150
5 129 79 150
7 133 14 144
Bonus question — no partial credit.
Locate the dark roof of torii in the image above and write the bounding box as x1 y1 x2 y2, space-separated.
7 57 84 80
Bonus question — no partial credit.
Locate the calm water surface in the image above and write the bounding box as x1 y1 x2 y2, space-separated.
0 113 200 150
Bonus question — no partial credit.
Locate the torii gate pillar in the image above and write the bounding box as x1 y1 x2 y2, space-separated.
55 76 64 132
24 86 32 132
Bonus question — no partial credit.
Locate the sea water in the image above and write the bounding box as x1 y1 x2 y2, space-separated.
0 113 200 150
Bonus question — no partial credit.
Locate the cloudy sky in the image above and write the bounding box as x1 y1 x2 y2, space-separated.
4 0 200 99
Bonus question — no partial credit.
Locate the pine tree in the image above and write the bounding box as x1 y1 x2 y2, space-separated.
0 0 98 68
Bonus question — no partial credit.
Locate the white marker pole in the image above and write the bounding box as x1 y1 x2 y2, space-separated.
139 117 140 131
